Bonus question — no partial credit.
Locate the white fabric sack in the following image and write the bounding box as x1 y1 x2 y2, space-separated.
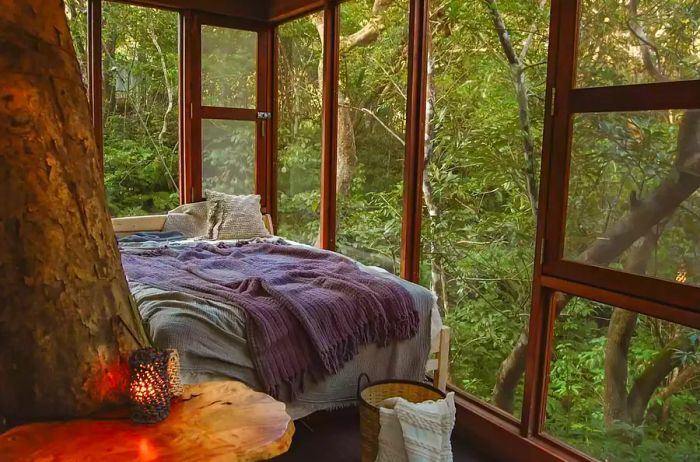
375 392 456 462
377 406 409 462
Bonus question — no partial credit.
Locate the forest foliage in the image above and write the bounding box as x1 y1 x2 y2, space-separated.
65 0 700 460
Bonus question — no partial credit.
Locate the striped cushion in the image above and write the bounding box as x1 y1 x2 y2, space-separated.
206 191 270 240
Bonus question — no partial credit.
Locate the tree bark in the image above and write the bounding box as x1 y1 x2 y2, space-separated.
603 226 660 425
312 0 396 196
0 0 147 425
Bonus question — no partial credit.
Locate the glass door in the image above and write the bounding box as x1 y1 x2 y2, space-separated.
189 14 272 210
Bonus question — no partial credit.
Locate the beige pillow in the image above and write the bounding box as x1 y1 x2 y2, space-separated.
163 201 209 238
206 191 270 240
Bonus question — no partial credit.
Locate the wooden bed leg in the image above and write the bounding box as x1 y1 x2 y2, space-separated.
433 326 450 392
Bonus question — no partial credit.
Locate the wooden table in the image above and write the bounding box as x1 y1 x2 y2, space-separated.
0 381 294 461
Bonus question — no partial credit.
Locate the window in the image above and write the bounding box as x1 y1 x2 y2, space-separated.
335 0 409 274
529 0 700 459
276 18 323 245
564 110 699 288
197 22 260 199
201 26 257 109
576 0 700 88
202 119 256 195
546 295 700 461
101 2 179 217
419 0 549 418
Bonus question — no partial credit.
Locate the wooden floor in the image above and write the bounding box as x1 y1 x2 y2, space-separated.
272 407 491 462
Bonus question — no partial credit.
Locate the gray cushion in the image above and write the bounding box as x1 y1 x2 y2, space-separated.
163 201 209 238
206 191 270 240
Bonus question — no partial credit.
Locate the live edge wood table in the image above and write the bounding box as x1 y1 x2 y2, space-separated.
0 381 294 461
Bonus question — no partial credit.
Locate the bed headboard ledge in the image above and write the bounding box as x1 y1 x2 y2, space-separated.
112 214 274 236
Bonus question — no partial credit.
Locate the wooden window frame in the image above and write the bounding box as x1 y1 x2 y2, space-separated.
318 3 340 251
525 0 700 458
86 0 275 211
187 13 274 210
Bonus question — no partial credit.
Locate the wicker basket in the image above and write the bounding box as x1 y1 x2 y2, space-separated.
357 373 446 462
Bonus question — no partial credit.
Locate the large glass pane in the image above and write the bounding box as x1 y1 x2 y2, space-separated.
276 18 323 245
546 294 700 460
202 119 255 195
201 26 257 108
564 111 700 288
419 0 549 418
576 0 700 88
64 0 88 86
102 3 180 217
335 0 409 274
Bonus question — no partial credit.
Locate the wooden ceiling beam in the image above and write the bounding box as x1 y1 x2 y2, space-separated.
268 0 325 24
107 0 269 22
268 0 354 25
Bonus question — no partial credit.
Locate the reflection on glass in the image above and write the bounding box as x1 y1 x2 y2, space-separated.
102 2 180 217
202 119 255 196
564 111 700 288
276 19 323 245
335 0 409 274
576 0 700 88
546 295 700 460
201 26 257 108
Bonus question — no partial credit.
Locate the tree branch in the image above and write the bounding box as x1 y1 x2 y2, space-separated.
519 0 547 62
340 0 396 52
627 0 668 83
148 27 174 146
627 334 694 423
342 104 405 146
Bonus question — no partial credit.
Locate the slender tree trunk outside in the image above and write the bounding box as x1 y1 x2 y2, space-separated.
0 0 147 425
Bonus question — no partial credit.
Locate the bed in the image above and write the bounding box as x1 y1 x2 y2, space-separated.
114 214 449 420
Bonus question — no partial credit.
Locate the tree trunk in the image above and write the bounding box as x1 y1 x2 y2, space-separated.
311 14 358 197
603 226 660 425
0 0 147 425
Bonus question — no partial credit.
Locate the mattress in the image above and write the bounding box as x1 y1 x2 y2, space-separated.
123 238 441 419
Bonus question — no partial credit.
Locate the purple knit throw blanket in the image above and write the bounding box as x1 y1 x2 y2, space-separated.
121 242 418 398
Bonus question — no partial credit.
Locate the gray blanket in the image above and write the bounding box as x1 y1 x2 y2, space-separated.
121 241 419 399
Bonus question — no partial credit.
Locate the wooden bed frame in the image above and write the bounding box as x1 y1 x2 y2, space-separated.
112 214 450 391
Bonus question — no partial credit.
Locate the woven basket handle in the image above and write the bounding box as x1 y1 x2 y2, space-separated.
356 373 371 398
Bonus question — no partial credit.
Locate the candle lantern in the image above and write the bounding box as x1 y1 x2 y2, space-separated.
129 348 171 424
167 349 184 397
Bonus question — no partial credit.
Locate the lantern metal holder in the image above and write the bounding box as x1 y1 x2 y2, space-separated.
129 348 171 424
